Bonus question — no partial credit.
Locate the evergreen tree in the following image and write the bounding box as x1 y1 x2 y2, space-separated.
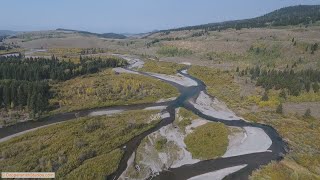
313 82 320 93
17 85 25 107
0 87 3 106
0 55 127 115
305 81 311 92
3 85 10 107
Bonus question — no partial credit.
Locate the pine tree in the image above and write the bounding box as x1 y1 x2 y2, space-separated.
0 86 3 106
17 85 24 108
3 84 10 107
305 81 311 92
313 82 320 93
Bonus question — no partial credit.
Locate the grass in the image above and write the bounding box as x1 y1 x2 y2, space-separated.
0 48 24 55
189 65 318 112
155 138 168 151
140 60 187 75
0 110 161 179
250 160 320 180
33 48 83 57
245 111 320 179
157 46 193 57
66 149 122 180
189 66 242 110
184 123 228 160
50 69 179 113
287 91 320 102
33 48 111 64
203 51 246 62
175 108 199 133
189 65 320 178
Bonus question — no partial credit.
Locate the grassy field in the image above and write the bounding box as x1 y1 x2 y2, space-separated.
157 46 193 57
33 48 83 57
184 123 228 160
248 111 320 180
31 48 112 63
50 69 179 113
5 26 320 70
148 26 320 72
0 110 161 179
189 65 320 115
140 59 187 75
188 65 320 179
250 160 320 180
176 108 229 160
0 48 24 55
189 66 243 111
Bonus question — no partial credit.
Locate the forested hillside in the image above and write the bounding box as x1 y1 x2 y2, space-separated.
166 5 320 31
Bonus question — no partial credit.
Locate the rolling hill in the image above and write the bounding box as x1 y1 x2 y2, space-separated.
56 28 127 39
0 30 17 36
165 5 320 31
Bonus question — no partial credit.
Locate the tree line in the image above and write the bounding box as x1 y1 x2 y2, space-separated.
0 80 50 116
0 45 13 51
80 48 106 55
0 55 127 81
0 55 127 115
163 5 320 32
239 66 320 96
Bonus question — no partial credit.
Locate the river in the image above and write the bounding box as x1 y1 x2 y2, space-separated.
0 60 287 180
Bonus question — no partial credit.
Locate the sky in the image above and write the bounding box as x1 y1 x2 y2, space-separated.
0 0 319 33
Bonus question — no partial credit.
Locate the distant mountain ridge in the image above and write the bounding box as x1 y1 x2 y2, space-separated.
0 30 18 36
56 28 127 39
164 5 320 32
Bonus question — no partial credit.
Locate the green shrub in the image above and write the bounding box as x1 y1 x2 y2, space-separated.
155 138 168 151
184 123 228 160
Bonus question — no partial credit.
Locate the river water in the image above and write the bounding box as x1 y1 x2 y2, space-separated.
0 67 287 180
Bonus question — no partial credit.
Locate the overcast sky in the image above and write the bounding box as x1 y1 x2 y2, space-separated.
1 0 319 33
